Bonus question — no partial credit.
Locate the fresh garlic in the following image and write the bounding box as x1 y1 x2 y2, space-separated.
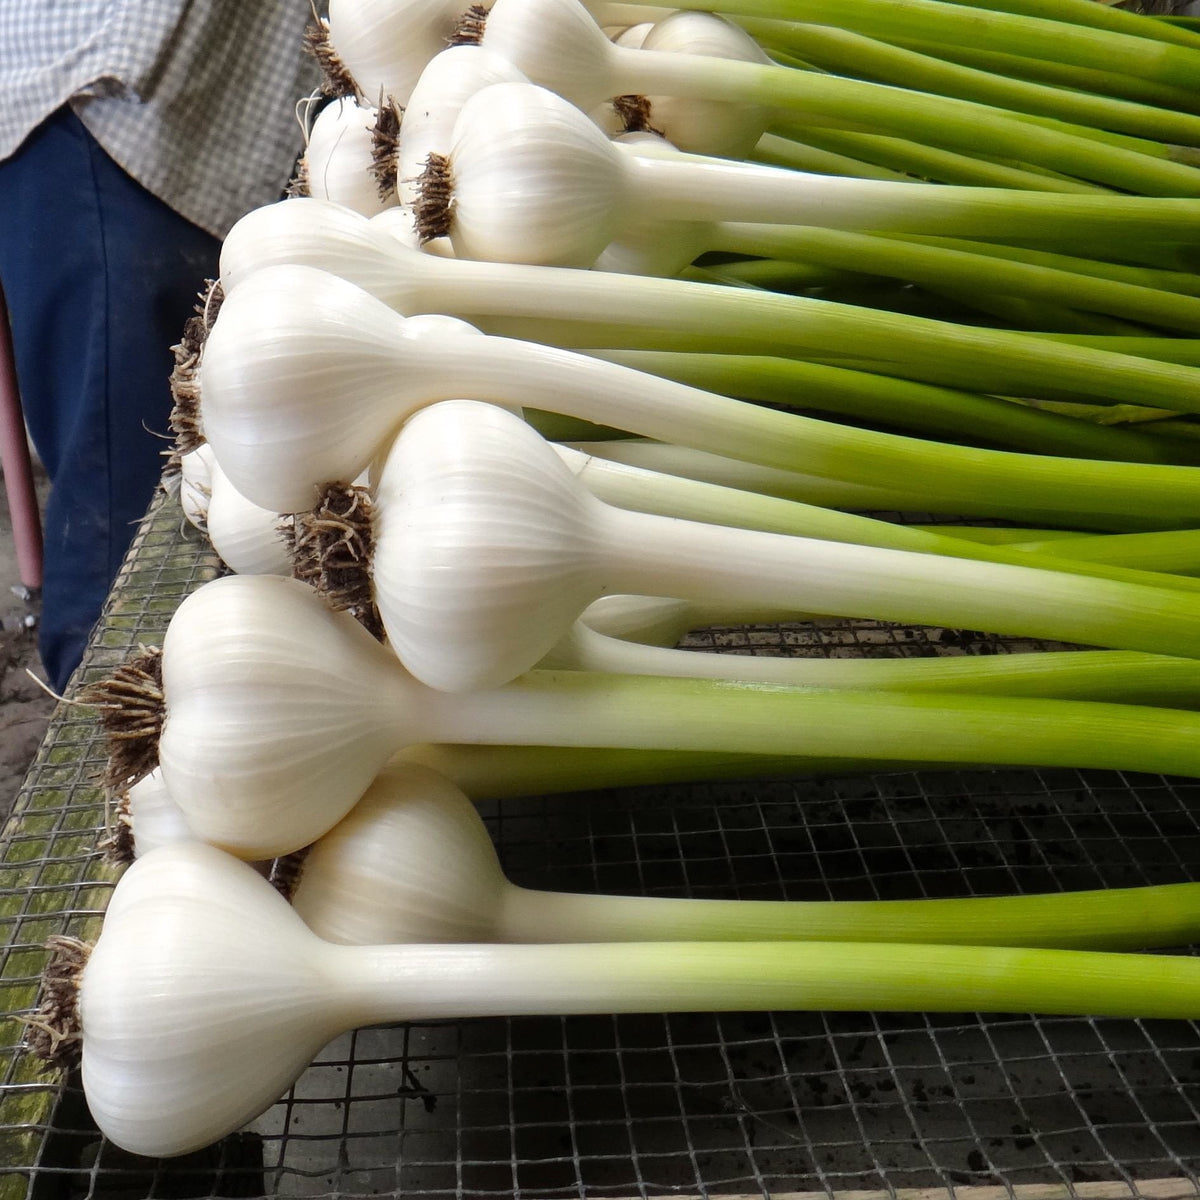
301 97 397 217
116 768 197 858
43 840 1200 1158
637 12 772 157
87 573 1200 857
208 473 292 576
200 262 1200 521
431 81 1200 268
483 0 771 157
289 761 1200 950
368 399 1200 691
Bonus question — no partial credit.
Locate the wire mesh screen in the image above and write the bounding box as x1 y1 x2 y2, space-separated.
1 485 1199 1200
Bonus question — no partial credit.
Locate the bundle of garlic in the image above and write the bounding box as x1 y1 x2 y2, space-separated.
28 0 1200 1166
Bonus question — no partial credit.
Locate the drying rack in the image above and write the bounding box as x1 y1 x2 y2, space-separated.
1 485 1199 1200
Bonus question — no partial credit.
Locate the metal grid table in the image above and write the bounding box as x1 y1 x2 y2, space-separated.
1 487 1199 1200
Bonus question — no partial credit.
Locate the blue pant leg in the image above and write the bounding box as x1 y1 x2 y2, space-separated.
0 108 221 691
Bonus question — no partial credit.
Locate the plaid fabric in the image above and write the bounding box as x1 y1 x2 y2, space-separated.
0 1 319 237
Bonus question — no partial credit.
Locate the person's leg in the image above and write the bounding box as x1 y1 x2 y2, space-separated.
0 107 221 691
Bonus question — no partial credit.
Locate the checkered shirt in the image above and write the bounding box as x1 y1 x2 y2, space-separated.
0 1 320 237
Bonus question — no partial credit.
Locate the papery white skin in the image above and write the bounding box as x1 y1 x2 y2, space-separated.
122 769 197 856
396 46 528 208
480 0 642 111
303 98 395 218
291 762 505 942
206 457 292 576
634 12 772 157
475 0 771 155
157 574 415 856
178 445 214 532
611 21 652 48
327 0 467 106
593 132 708 276
368 205 422 247
370 204 457 258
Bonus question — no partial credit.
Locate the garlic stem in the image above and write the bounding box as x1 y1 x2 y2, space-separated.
888 36 1200 112
745 21 1200 146
561 440 1185 533
294 762 1200 948
930 0 1200 50
700 224 1200 336
544 622 1200 709
1006 528 1200 574
589 348 1200 463
65 842 1200 1158
556 441 1200 591
660 0 1200 92
395 743 885 799
755 128 1101 193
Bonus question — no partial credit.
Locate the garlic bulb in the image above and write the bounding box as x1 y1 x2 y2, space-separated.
205 456 293 576
611 21 653 48
117 769 197 858
441 80 622 266
75 842 357 1157
289 762 504 942
302 97 396 217
156 574 409 856
396 46 529 208
636 12 772 157
481 0 770 157
178 444 214 532
478 0 637 110
326 0 465 107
